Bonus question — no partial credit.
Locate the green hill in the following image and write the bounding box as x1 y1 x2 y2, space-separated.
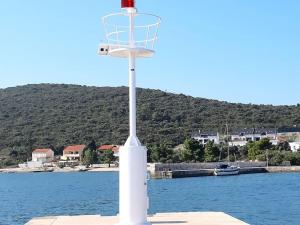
0 84 300 165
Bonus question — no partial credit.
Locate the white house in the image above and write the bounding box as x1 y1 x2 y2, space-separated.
289 142 300 152
229 128 278 146
32 148 54 163
61 145 86 161
192 131 220 145
19 148 54 168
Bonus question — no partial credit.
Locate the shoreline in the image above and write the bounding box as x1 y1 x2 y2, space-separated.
1 165 300 176
0 166 119 173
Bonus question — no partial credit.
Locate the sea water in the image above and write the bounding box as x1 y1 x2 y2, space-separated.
0 172 299 225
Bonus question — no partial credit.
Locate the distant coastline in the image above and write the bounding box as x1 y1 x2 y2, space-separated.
0 165 118 173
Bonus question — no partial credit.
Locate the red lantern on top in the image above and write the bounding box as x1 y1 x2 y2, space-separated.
121 0 135 8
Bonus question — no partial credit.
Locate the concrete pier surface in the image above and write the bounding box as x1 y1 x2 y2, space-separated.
25 212 249 225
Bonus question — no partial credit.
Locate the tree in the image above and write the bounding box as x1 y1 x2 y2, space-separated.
83 148 98 166
180 138 204 162
87 140 97 151
9 150 18 158
255 154 266 161
149 145 160 162
257 138 273 151
53 145 64 156
229 146 240 161
277 141 291 151
247 138 274 161
10 146 28 163
204 141 219 162
149 144 174 163
179 140 194 162
102 150 116 167
247 141 259 160
268 151 284 166
284 152 300 165
239 145 248 160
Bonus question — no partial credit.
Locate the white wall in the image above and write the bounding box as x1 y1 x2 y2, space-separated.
289 142 300 152
32 150 54 162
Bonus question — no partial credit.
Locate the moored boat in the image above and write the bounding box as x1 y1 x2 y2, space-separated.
214 164 240 176
214 123 240 176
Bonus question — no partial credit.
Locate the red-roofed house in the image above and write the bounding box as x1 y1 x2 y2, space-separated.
98 145 119 152
32 148 54 163
97 145 120 157
61 145 86 161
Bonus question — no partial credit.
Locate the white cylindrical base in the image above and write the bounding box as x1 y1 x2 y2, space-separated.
119 144 149 225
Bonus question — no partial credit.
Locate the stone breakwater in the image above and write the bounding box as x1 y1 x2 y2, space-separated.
148 162 300 179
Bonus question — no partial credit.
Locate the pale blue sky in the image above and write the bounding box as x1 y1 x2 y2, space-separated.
0 0 299 105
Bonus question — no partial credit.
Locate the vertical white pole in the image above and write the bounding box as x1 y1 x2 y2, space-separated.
129 9 136 137
129 53 136 138
119 8 150 225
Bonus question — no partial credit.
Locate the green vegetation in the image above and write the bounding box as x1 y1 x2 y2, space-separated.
182 138 204 162
82 149 98 166
148 143 174 163
82 140 98 166
0 84 300 166
247 138 273 160
101 150 116 167
82 140 117 167
246 138 300 166
147 138 300 166
204 141 220 162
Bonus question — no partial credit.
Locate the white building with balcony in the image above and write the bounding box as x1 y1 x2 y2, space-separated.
61 145 86 161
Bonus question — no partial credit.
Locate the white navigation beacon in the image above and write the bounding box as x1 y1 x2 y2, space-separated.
98 1 161 225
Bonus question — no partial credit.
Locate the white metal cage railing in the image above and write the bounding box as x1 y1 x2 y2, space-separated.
102 12 161 50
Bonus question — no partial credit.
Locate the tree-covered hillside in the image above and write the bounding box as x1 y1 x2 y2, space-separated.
0 84 300 165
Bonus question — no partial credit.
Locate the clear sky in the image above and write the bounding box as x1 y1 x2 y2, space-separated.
0 0 299 105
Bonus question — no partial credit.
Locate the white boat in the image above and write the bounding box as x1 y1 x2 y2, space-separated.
214 164 240 176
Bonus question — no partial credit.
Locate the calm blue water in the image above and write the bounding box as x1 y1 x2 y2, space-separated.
0 172 299 225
